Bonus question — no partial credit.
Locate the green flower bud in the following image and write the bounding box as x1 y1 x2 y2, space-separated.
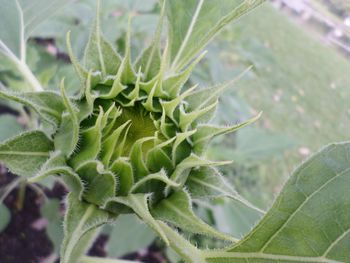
0 0 261 249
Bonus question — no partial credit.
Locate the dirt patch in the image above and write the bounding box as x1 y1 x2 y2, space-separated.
0 171 53 263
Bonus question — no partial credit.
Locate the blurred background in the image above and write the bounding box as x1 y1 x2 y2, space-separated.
1 0 350 262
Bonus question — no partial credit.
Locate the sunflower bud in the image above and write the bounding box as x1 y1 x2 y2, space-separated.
0 0 261 251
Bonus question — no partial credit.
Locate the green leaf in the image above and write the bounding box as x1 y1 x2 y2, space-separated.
19 0 73 39
66 31 87 79
41 199 63 253
146 138 175 172
0 0 22 58
0 0 71 91
179 101 217 131
60 193 115 263
157 220 206 263
184 67 252 126
75 161 117 206
107 214 156 258
168 154 231 190
130 169 179 193
0 0 72 56
0 130 53 177
54 81 79 157
83 0 121 76
152 190 237 242
129 137 154 180
166 0 265 72
70 107 104 168
0 115 23 142
105 194 169 245
0 90 65 129
0 203 10 232
120 18 137 85
110 158 134 196
212 202 261 239
101 121 130 167
134 0 165 81
192 113 261 155
205 142 350 262
28 151 84 199
186 167 265 214
163 52 206 99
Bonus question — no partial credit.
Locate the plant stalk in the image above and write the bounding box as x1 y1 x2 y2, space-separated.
15 179 26 211
61 205 100 263
0 40 43 92
14 59 43 92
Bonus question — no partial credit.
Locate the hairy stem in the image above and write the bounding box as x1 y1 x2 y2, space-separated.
62 205 99 263
15 180 26 210
15 59 43 92
0 40 43 92
157 221 206 263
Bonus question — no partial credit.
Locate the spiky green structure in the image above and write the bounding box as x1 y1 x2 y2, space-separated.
0 1 262 261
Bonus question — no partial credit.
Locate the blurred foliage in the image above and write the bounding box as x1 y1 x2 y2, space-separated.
0 203 10 232
203 3 350 207
106 214 156 258
41 199 64 253
0 115 23 142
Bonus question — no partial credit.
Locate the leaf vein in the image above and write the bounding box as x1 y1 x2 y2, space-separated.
260 165 350 253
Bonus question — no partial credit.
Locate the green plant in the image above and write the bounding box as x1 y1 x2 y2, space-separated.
0 0 350 263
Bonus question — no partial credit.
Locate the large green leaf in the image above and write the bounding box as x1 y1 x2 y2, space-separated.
212 202 261 239
41 199 63 253
0 130 53 177
204 142 350 262
0 0 72 91
0 0 22 58
166 0 265 72
0 203 10 232
107 214 156 258
0 0 72 58
18 0 73 39
0 115 23 142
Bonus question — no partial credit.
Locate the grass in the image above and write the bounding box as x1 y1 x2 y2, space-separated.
205 3 350 204
234 3 350 149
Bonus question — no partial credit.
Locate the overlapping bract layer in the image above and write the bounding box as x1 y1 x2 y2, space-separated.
0 1 260 246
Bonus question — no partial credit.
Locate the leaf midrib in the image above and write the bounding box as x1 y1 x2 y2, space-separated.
203 251 341 263
0 151 50 156
259 165 350 253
